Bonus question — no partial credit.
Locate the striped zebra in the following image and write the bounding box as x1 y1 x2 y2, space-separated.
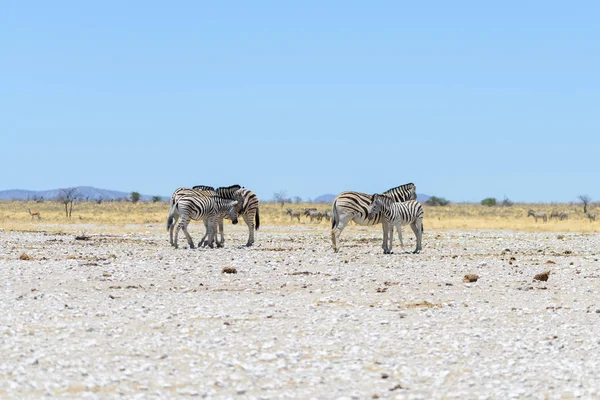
587 212 596 222
167 187 216 246
286 208 302 222
193 185 260 247
167 191 238 249
527 210 548 223
367 194 424 254
330 183 416 252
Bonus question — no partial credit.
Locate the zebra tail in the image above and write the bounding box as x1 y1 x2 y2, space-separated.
255 208 260 230
166 201 176 231
331 201 339 229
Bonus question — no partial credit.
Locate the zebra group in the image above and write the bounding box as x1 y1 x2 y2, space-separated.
285 208 330 223
331 183 423 254
167 185 259 249
549 211 569 221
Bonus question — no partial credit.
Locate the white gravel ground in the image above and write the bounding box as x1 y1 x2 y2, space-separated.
1 224 600 399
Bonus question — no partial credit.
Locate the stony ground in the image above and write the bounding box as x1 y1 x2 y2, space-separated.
1 224 600 399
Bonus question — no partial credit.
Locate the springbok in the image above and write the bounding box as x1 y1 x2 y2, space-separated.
27 208 41 220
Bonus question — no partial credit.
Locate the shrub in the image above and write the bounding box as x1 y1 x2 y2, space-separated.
152 196 162 203
481 197 497 207
130 192 141 203
501 197 514 207
425 196 450 206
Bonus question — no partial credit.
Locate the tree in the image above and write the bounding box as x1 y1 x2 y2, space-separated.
579 195 591 214
424 196 450 206
152 195 162 203
273 190 288 208
481 197 497 207
293 196 302 204
130 192 141 203
57 188 79 218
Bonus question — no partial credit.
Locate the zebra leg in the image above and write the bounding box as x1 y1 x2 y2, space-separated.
381 220 390 253
396 223 404 251
179 218 195 249
217 217 225 247
243 213 255 246
198 219 210 247
331 214 353 252
169 213 180 247
385 224 394 254
411 219 422 253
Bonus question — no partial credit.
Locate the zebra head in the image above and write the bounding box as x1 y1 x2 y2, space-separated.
367 194 387 220
226 200 239 224
285 208 293 215
527 210 535 217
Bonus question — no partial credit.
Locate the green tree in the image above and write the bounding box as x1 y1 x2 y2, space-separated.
425 196 450 206
481 197 497 207
130 192 141 203
152 195 162 203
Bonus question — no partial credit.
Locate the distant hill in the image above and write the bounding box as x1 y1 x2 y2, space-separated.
0 186 163 202
314 193 431 204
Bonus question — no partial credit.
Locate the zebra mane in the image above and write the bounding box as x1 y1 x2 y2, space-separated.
215 184 242 199
383 182 415 194
192 185 215 191
382 182 416 201
372 194 394 205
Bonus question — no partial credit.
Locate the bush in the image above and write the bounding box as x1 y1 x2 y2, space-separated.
130 192 141 203
152 196 162 203
425 196 450 206
481 197 497 207
501 197 513 207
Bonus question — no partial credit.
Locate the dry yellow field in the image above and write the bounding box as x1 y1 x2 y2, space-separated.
1 200 597 233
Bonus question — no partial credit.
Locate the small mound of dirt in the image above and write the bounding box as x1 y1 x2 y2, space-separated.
19 253 33 261
534 270 550 282
463 274 479 283
222 267 237 274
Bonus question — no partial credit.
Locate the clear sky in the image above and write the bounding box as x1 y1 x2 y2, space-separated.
2 2 598 202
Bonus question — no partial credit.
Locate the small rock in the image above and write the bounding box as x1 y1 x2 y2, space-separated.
463 274 479 283
19 253 33 261
222 267 237 274
533 271 550 282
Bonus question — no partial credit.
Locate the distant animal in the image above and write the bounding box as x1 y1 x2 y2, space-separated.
527 210 547 223
549 211 568 221
322 210 331 222
286 208 301 222
27 208 41 221
586 212 596 222
367 194 424 254
304 209 324 223
330 183 417 252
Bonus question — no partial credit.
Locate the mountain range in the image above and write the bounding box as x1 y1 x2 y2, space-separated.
0 186 161 202
0 187 431 203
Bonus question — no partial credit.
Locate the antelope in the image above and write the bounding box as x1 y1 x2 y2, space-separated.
27 208 41 220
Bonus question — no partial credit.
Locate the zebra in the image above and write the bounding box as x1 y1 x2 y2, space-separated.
193 185 260 247
330 183 416 252
586 212 596 222
167 192 238 249
168 187 218 246
322 210 331 222
559 212 569 221
286 208 301 222
367 194 424 254
549 211 561 220
304 209 324 223
527 210 548 223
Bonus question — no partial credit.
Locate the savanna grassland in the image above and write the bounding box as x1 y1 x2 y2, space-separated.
2 200 598 233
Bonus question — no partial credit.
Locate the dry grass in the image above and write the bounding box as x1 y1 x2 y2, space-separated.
0 200 598 233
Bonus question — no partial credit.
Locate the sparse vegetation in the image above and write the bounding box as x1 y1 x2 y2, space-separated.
130 192 141 203
481 197 497 207
152 195 162 203
579 195 591 214
424 196 450 206
57 188 79 218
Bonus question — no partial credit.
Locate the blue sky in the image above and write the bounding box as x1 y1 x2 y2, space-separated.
2 2 598 202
